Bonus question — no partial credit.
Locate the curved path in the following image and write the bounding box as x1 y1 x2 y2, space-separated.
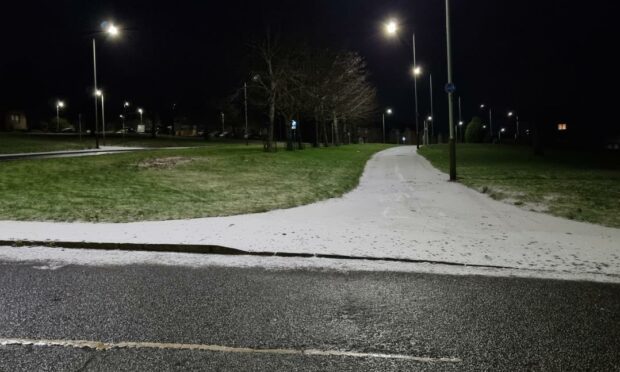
1 146 619 278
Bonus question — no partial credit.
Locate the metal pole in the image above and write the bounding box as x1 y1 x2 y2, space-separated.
458 96 462 143
382 113 386 143
221 112 225 133
101 93 105 145
56 106 60 132
429 74 434 144
92 38 99 149
516 115 520 138
244 82 249 145
445 0 456 181
78 113 82 141
413 33 420 150
489 108 493 138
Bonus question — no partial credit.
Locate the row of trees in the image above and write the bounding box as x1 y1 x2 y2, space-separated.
247 37 378 151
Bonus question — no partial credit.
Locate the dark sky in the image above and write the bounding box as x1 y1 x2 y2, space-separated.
1 0 617 136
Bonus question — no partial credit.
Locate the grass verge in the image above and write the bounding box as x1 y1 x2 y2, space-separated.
0 144 391 222
0 133 226 154
418 144 620 228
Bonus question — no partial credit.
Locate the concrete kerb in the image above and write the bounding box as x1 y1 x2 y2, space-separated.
0 239 571 271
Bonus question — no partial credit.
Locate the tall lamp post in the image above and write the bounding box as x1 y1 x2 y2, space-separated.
55 100 65 132
123 101 130 137
458 96 463 143
244 82 249 145
508 111 519 140
384 19 421 150
445 0 456 181
92 22 120 149
480 104 493 139
382 108 393 143
137 108 144 131
95 90 106 144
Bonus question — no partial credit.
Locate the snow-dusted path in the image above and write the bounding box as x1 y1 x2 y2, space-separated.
1 146 618 277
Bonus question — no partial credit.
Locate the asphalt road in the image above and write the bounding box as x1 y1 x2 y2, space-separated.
0 260 619 371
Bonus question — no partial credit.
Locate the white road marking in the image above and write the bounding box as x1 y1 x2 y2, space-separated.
0 337 462 363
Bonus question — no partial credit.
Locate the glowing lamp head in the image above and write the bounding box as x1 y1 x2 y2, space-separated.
480 104 486 109
501 128 506 133
427 116 433 121
483 125 487 129
119 114 124 119
137 108 143 114
384 19 398 36
124 101 130 107
57 101 65 108
413 66 422 76
508 111 514 117
386 108 393 115
106 23 119 37
459 121 464 126
95 90 102 97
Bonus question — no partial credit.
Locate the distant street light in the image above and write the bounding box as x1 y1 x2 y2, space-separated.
92 21 120 149
383 17 421 149
384 19 398 36
95 90 106 144
55 100 65 132
480 104 494 138
137 108 144 130
499 127 506 141
507 111 520 139
382 108 393 143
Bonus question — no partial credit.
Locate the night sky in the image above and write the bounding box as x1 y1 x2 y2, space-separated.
1 0 617 137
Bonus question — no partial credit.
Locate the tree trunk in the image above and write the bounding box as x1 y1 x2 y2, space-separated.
313 113 319 148
322 120 329 147
332 111 340 146
265 92 276 152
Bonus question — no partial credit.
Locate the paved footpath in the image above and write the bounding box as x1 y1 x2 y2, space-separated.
1 146 619 281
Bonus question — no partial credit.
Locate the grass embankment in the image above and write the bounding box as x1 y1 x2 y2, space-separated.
419 144 620 228
0 133 223 154
0 144 391 222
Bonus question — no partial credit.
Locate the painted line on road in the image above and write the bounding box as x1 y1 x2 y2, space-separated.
0 337 461 363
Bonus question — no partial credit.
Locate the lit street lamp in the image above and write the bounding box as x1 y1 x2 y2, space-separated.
508 111 520 139
480 104 494 139
92 21 120 149
499 127 506 141
382 108 393 143
55 100 65 132
96 90 106 144
384 18 421 149
137 108 144 131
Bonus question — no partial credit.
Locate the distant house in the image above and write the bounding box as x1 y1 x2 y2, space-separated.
2 111 28 131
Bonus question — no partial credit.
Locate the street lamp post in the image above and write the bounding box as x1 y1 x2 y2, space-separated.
458 96 463 143
508 111 520 140
429 73 434 144
123 101 130 137
138 108 144 130
445 0 456 181
499 127 506 141
244 82 249 145
55 100 65 132
480 104 494 140
384 19 421 150
91 22 120 149
382 108 393 143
